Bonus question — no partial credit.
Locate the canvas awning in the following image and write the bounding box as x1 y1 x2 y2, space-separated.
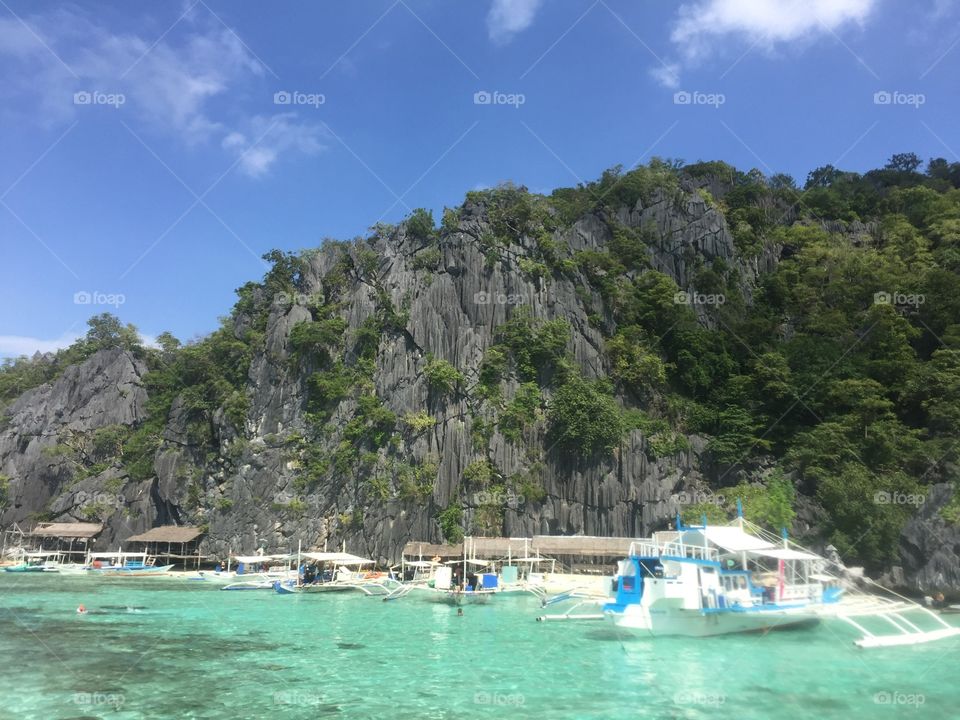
125 526 204 543
749 548 820 561
698 526 778 553
233 554 290 564
300 552 373 565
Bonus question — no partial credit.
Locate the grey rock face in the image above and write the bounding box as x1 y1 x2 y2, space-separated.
7 183 940 587
0 347 148 545
899 484 960 597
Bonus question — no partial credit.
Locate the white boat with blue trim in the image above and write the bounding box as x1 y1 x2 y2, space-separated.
604 518 827 637
541 507 960 647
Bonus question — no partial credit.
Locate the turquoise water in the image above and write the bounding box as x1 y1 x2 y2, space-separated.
0 575 957 719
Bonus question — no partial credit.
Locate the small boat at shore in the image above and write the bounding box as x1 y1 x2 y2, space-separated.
3 551 64 573
83 551 174 576
275 552 399 596
221 554 298 591
384 563 498 605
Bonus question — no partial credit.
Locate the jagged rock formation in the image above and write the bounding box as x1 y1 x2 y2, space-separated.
1 165 956 597
898 484 960 597
0 348 153 541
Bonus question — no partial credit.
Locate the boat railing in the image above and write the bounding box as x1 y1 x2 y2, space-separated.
630 540 719 562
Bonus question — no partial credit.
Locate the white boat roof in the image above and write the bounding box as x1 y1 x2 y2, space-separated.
750 547 820 561
697 526 778 553
88 552 146 559
234 554 291 563
404 560 438 568
300 552 373 565
23 551 61 557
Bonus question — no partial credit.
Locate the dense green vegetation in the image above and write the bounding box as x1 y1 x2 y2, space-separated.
4 154 960 571
459 154 960 570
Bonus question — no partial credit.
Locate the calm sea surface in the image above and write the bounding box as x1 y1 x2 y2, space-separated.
0 574 956 719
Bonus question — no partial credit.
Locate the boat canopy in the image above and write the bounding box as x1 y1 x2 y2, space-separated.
445 558 492 566
749 548 820 561
404 560 438 568
233 554 291 564
697 526 778 553
88 551 145 559
300 552 373 565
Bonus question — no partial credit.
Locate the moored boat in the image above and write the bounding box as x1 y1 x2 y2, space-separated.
221 554 298 591
275 552 399 596
3 550 64 573
592 513 960 647
83 551 174 576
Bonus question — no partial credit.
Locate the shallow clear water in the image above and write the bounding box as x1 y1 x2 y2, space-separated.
0 574 957 719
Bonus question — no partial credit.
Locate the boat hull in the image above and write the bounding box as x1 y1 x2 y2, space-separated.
609 601 820 637
85 565 175 577
3 565 55 573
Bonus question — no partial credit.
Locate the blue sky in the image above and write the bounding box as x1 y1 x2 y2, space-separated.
1 0 958 356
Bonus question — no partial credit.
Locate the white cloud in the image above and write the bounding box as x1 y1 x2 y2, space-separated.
672 0 874 58
0 332 80 357
487 0 543 44
649 61 681 89
654 0 876 86
0 8 324 175
223 114 327 178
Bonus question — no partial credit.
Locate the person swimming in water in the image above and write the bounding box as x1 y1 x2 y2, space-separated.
77 604 87 615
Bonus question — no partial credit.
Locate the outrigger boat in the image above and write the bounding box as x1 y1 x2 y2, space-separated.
83 551 174 576
3 550 64 573
540 508 960 647
384 562 498 605
220 554 298 591
275 552 398 596
602 519 825 637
